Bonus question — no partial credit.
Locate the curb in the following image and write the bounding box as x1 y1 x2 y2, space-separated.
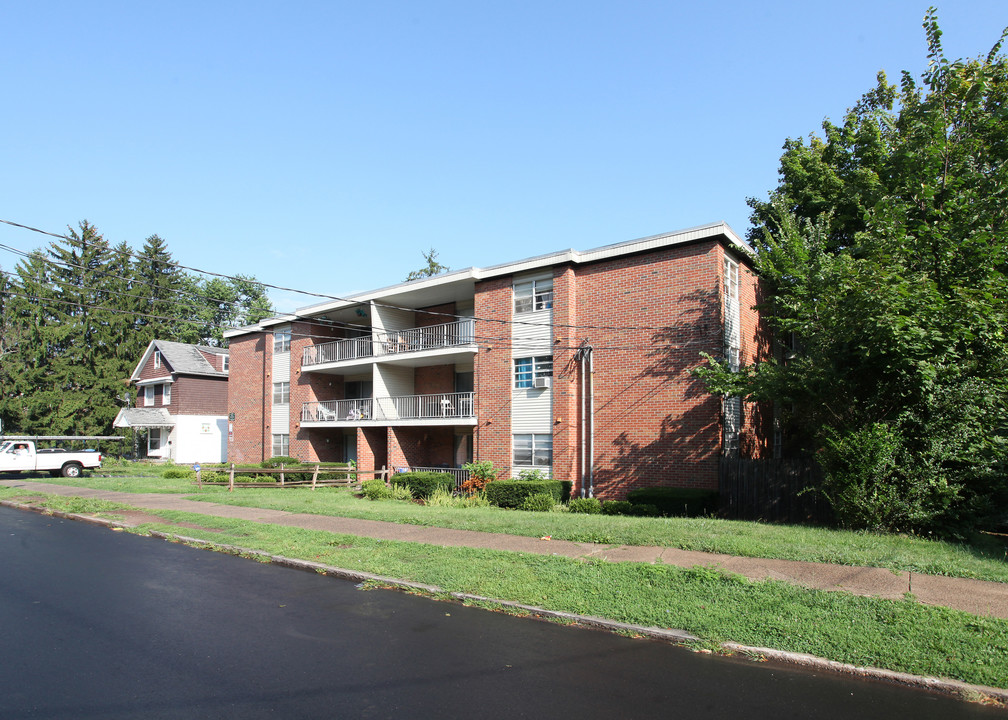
6 500 1007 707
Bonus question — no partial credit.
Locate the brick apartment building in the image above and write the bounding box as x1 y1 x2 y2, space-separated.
224 222 765 498
114 340 230 463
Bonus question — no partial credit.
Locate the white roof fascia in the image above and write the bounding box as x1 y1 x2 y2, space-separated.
227 222 749 337
130 340 159 382
136 377 174 387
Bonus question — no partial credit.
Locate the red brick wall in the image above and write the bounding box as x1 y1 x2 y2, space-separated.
473 277 514 478
414 365 453 395
571 241 724 496
415 302 455 328
173 376 228 415
227 333 269 465
551 264 581 492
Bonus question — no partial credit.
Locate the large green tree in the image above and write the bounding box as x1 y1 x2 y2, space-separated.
702 10 1008 534
0 222 274 436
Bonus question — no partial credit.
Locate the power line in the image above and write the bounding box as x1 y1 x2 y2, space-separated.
0 217 724 336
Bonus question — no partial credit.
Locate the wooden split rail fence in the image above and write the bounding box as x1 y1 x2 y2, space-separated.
195 464 389 492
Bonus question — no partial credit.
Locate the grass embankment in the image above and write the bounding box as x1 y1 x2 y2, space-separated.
33 469 1008 583
2 486 1006 693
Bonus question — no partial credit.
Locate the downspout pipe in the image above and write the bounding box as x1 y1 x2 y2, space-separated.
587 344 594 499
580 347 587 498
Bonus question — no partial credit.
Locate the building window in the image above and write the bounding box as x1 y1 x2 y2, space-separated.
274 328 291 353
514 356 553 388
272 434 289 457
513 434 552 468
144 385 154 407
514 278 553 314
723 396 741 454
221 355 229 373
153 350 161 369
272 381 290 405
162 383 171 405
149 428 162 452
724 258 740 372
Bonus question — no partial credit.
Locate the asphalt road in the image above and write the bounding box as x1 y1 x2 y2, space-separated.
0 506 1000 719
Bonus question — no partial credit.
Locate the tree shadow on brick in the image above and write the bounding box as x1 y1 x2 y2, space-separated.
592 288 723 497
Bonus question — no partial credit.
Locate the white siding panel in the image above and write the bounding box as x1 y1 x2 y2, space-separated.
511 389 552 432
511 312 551 357
373 303 413 333
272 348 290 380
271 404 290 436
376 364 413 398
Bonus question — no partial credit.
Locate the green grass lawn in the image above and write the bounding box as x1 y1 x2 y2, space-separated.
4 488 1006 693
24 466 1008 583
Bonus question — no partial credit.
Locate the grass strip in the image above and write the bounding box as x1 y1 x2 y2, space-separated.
9 489 1002 690
10 477 1008 583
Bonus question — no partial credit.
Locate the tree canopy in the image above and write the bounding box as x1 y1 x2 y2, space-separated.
700 10 1008 535
404 248 449 282
0 221 273 436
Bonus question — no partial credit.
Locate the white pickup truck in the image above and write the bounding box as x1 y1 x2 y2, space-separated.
0 440 102 477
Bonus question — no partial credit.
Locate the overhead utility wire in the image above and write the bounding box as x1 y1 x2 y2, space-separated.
1 218 704 336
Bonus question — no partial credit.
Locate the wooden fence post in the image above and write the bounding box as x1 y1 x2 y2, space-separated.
311 463 319 490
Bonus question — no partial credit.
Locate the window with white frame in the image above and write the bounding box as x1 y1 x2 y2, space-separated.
272 434 289 457
513 356 553 388
144 385 155 407
221 355 229 373
153 350 161 369
513 433 552 468
724 258 740 372
723 396 741 454
513 278 553 314
273 328 291 353
162 383 171 405
272 381 289 405
149 428 162 452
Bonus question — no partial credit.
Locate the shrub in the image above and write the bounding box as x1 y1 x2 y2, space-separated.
521 493 556 512
362 478 392 500
628 503 661 517
485 478 563 509
626 487 720 517
568 497 602 514
198 471 228 483
390 471 456 499
389 484 414 501
424 487 458 507
601 500 633 516
461 461 497 495
161 468 194 479
261 456 299 468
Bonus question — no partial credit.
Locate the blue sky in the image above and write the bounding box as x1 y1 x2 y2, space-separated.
2 1 1005 313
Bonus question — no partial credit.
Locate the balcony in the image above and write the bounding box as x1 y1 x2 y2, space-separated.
301 392 476 427
302 319 476 370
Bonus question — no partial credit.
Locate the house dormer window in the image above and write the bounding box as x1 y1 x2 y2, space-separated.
221 355 229 373
144 385 155 406
153 350 161 369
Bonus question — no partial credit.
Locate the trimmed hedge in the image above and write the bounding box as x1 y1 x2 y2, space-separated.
390 471 456 499
568 497 602 514
485 479 563 509
601 500 633 516
625 487 719 517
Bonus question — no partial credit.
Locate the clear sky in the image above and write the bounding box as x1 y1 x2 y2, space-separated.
2 1 1005 313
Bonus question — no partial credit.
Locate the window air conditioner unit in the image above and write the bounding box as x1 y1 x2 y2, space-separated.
533 376 551 389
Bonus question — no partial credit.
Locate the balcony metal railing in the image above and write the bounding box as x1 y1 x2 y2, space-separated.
302 319 475 367
301 392 475 423
394 465 471 487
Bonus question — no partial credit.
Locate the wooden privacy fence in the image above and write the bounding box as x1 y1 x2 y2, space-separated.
196 464 389 492
718 456 831 524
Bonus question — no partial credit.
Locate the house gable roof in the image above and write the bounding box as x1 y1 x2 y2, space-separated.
130 340 229 382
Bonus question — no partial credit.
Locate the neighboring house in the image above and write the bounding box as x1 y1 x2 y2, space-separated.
224 223 766 498
114 340 230 463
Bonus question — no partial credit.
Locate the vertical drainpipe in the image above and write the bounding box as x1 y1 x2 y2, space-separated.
262 331 268 464
587 344 594 499
580 348 587 498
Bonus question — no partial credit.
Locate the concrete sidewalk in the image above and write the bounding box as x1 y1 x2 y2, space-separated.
2 478 1006 619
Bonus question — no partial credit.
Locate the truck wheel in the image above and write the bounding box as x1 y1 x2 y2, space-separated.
61 462 83 478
